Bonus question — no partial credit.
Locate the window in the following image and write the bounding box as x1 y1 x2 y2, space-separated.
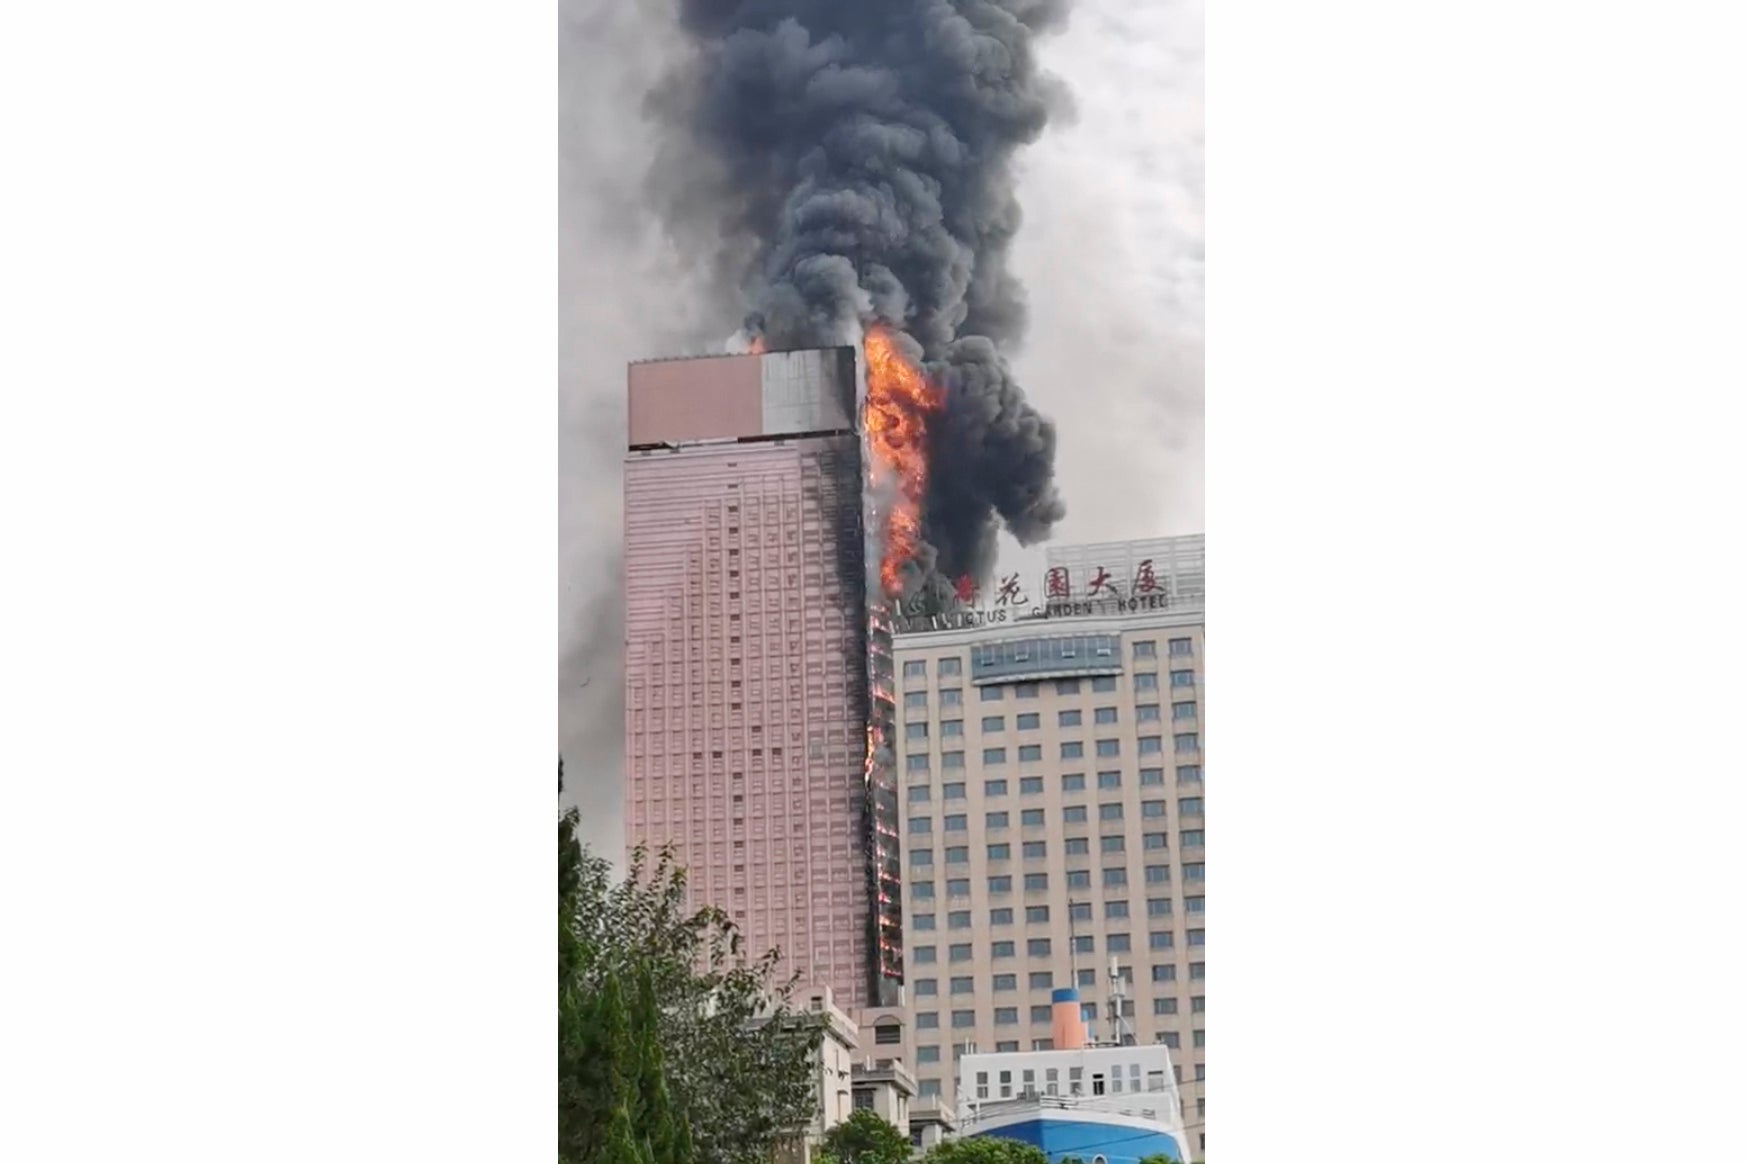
1169 638 1192 656
1179 798 1204 816
1154 997 1178 1015
916 1045 941 1064
940 657 964 676
903 660 927 679
989 874 1013 894
1024 873 1049 892
1144 832 1168 850
952 1010 975 1028
1158 1030 1180 1049
1099 803 1124 821
1017 713 1040 730
1069 901 1093 922
1062 773 1087 792
984 747 1007 764
996 1041 1021 1053
1105 899 1130 919
1188 929 1206 947
1182 829 1205 848
942 751 965 769
1027 938 1052 956
947 878 971 896
1025 905 1050 923
1092 675 1118 692
992 941 1016 959
1018 744 1042 762
990 906 1014 925
993 973 1018 991
1183 863 1205 881
1030 1004 1052 1023
1064 838 1089 856
1063 805 1089 824
911 849 934 867
980 686 1004 702
1020 776 1044 794
1103 867 1128 887
1058 709 1082 727
915 978 939 995
1142 799 1167 818
1149 931 1174 950
943 781 966 799
1173 701 1197 721
906 754 930 773
1023 840 1048 858
1015 683 1038 699
1097 770 1123 789
916 1011 939 1029
985 779 1008 797
1149 897 1173 917
1139 736 1163 755
905 722 929 740
1096 739 1120 757
1185 896 1205 914
1100 835 1126 854
941 688 964 707
945 813 968 831
1193 1030 1206 1048
913 914 936 930
1190 961 1205 980
1094 707 1118 725
986 811 1010 829
941 719 964 737
950 910 973 928
995 1007 1019 1025
950 943 973 962
1055 679 1080 695
910 817 933 834
1195 1064 1206 1082
905 690 928 709
1170 669 1194 688
1192 995 1206 1013
1029 971 1054 989
951 976 974 994
1152 963 1177 982
1071 934 1095 954
914 946 937 963
913 880 937 899
1061 741 1085 759
907 786 932 803
1178 765 1203 784
1146 864 1170 884
1134 640 1157 659
1140 766 1165 786
1107 933 1132 953
1020 809 1045 827
987 843 1011 861
1065 869 1091 889
982 715 1006 732
945 846 969 863
1136 703 1162 723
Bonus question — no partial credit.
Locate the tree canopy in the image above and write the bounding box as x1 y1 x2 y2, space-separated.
819 1110 913 1164
920 1136 1049 1164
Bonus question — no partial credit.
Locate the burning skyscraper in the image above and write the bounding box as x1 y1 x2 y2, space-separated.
622 343 904 1011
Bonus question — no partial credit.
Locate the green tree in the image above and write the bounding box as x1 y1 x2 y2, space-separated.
920 1137 1050 1164
560 808 821 1164
819 1110 912 1164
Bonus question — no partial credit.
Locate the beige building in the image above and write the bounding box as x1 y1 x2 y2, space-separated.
892 536 1206 1160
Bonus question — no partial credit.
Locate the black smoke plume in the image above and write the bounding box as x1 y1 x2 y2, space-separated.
666 0 1071 596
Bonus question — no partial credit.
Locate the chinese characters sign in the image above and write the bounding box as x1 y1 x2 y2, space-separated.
891 560 1171 633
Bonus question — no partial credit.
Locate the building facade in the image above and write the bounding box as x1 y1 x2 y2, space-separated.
621 348 904 1014
893 536 1207 1160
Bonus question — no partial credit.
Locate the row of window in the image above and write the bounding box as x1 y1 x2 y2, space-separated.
912 962 1206 994
904 734 1201 768
913 864 1205 900
917 1006 1209 1037
911 930 1207 961
912 1060 1207 1096
902 676 1196 716
906 767 1204 798
910 830 1206 865
904 702 1198 736
901 639 1195 680
914 900 1205 931
909 799 1204 832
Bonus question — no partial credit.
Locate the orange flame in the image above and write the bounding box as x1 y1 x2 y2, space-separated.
862 324 939 597
747 334 767 355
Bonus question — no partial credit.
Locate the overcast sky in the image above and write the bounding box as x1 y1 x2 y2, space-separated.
559 0 1204 856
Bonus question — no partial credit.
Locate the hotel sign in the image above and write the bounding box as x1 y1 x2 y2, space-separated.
891 559 1173 634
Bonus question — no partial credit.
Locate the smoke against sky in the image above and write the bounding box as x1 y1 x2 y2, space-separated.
560 0 1203 855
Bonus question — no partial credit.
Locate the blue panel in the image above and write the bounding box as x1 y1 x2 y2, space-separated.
973 1120 1184 1164
969 635 1124 684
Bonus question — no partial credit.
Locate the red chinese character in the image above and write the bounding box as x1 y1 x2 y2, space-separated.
1045 567 1070 599
995 573 1028 606
1133 558 1160 594
953 574 978 604
1088 566 1119 597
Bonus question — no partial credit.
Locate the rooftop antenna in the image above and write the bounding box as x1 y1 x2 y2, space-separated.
1106 955 1134 1046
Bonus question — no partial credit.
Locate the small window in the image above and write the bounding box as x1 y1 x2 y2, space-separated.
903 660 927 679
984 747 1008 764
1021 808 1045 826
1025 905 1050 923
1102 867 1128 887
1064 838 1089 855
980 686 1004 702
1168 638 1193 656
1061 741 1085 759
913 880 937 899
941 688 964 706
942 751 965 769
904 691 929 709
1056 679 1080 695
1092 676 1118 692
940 657 964 676
1097 770 1122 789
1139 736 1164 755
1136 704 1162 723
1140 766 1165 786
944 813 968 831
1020 776 1044 794
986 811 1010 829
1058 709 1083 727
941 719 964 737
987 843 1011 861
1143 799 1167 818
1094 707 1119 725
907 786 932 803
1063 805 1088 823
1029 971 1054 989
1015 683 1039 699
1099 803 1124 821
1018 744 1043 762
943 781 967 799
906 722 929 740
1024 873 1049 892
1134 641 1157 659
1065 869 1091 889
1024 840 1048 858
982 715 1006 732
910 817 933 834
1027 938 1053 956
1145 864 1169 884
985 779 1009 797
1016 713 1040 730
1096 739 1121 757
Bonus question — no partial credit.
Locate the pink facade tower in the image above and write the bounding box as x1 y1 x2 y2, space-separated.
621 348 903 1012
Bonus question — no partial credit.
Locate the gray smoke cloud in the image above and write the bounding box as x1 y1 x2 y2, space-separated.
665 0 1073 595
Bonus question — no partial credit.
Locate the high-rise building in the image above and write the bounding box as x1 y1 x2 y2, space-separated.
891 535 1207 1160
620 347 903 1017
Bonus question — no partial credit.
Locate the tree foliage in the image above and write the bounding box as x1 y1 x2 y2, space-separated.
819 1110 912 1164
560 807 822 1164
920 1138 1049 1164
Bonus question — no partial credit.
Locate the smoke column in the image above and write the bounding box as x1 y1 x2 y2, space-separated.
665 0 1072 597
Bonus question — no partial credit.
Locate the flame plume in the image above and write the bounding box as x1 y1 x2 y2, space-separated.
862 325 938 597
